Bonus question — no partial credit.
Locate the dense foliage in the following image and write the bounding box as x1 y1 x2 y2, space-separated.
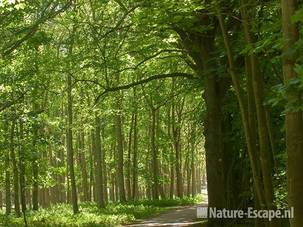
0 0 303 227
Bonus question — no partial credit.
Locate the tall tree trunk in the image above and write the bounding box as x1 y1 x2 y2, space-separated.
156 109 165 199
115 97 126 202
10 120 20 217
240 0 275 213
18 120 27 226
216 9 267 209
132 111 138 200
185 150 191 197
32 104 39 210
171 90 183 198
167 106 175 199
4 121 11 214
203 67 226 213
66 72 79 214
126 114 134 200
176 17 228 226
101 126 108 204
78 132 89 201
94 115 105 208
281 1 303 226
58 135 67 203
151 108 159 200
190 124 196 197
89 131 95 202
110 173 115 202
0 191 2 210
58 104 67 203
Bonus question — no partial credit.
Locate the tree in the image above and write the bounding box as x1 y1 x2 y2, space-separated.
281 1 303 226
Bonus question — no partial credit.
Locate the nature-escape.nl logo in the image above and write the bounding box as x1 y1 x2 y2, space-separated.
197 207 294 221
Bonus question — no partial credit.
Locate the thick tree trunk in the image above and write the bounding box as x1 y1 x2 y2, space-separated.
175 23 227 219
281 1 303 226
203 68 226 211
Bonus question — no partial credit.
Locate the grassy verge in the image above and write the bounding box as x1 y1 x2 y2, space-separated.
0 195 202 227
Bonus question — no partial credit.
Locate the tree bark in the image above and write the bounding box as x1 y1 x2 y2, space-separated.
90 130 96 202
79 132 89 201
66 72 79 214
127 114 134 200
18 120 27 226
190 124 196 197
167 106 175 199
175 20 227 224
132 110 138 200
151 108 160 200
281 1 303 226
240 1 275 213
10 120 20 217
115 95 126 202
94 115 105 208
32 103 39 211
4 120 11 214
217 9 266 209
171 85 183 198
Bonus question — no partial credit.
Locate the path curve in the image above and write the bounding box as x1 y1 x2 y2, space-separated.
125 204 207 227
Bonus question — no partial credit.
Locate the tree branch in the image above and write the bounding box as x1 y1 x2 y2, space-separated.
113 0 128 12
98 5 138 40
0 92 26 112
2 0 72 57
116 49 186 74
94 72 196 105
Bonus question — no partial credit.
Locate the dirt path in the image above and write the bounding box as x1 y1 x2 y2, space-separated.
125 204 207 227
125 189 208 227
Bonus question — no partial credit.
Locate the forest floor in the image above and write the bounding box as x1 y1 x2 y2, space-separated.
124 189 208 227
0 195 204 226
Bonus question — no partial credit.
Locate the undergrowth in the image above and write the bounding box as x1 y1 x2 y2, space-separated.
0 195 202 227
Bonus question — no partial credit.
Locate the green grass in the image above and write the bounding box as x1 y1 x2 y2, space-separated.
0 195 202 227
126 195 203 207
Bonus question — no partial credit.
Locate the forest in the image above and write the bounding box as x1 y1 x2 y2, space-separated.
0 0 303 227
